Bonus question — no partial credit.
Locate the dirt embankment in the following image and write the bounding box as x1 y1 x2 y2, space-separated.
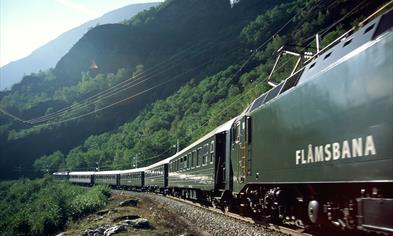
59 191 204 236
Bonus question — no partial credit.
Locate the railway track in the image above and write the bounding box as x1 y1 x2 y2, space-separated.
114 189 311 236
165 195 311 236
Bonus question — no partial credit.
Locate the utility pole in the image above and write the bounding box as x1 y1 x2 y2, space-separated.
134 154 138 168
176 139 179 153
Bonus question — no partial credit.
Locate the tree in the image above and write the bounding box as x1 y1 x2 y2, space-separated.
33 151 65 174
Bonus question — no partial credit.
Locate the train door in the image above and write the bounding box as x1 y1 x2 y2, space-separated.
231 116 252 193
215 133 226 191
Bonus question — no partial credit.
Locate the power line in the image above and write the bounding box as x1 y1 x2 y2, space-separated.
26 32 239 124
2 35 240 126
27 61 213 129
26 42 216 123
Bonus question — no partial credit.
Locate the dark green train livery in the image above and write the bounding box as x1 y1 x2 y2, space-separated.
56 9 393 234
144 159 169 191
228 9 393 233
166 118 233 200
119 169 145 190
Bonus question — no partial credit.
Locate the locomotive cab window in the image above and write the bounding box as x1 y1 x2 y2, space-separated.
246 117 252 144
233 122 240 143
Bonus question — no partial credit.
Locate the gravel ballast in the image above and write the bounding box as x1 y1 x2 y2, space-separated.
120 190 286 236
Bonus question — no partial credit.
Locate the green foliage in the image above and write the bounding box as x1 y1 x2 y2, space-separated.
33 151 66 173
0 0 389 179
0 178 110 236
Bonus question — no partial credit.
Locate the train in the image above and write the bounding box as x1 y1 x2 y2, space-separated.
54 8 393 234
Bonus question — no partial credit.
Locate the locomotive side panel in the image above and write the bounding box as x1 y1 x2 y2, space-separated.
244 30 393 189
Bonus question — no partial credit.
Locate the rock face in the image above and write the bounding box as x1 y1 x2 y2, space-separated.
103 225 127 236
119 199 139 207
96 209 109 215
123 218 151 229
83 225 110 236
83 217 151 236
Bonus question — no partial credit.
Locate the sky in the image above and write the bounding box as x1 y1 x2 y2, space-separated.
0 0 163 67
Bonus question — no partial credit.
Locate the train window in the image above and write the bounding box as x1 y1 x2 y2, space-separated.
197 148 201 166
192 151 196 167
210 141 214 163
187 153 191 168
204 144 209 165
233 123 240 143
196 149 199 166
309 62 316 69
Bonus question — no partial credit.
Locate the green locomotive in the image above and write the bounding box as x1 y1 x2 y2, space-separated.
225 9 393 233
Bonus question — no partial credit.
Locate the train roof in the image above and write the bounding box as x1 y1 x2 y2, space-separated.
245 8 393 115
95 167 146 175
144 118 237 170
94 170 123 175
53 172 68 175
69 171 95 176
118 167 146 174
144 156 174 170
171 117 237 159
297 10 390 85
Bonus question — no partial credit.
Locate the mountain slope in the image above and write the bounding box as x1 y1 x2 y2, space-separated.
0 0 285 179
0 2 159 91
1 0 388 179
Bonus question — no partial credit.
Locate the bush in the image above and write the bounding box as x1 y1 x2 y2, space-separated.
0 178 110 236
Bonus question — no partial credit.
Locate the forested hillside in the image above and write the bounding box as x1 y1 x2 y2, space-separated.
0 0 388 178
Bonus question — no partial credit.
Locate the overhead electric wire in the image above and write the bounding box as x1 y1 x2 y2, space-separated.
28 44 244 125
29 60 213 128
1 37 242 127
300 0 370 48
0 37 234 125
26 39 233 124
0 107 30 125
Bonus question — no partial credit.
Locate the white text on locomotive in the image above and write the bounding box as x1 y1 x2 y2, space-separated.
295 135 376 165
